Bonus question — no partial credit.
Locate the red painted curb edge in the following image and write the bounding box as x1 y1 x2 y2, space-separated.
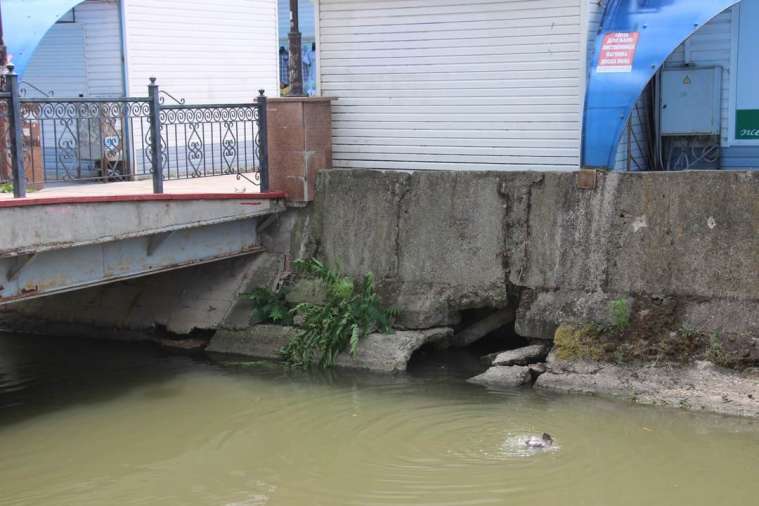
0 192 287 209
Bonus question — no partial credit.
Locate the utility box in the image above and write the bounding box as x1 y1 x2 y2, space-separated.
660 67 722 136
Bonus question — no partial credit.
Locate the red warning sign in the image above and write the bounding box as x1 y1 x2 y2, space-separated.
598 32 640 73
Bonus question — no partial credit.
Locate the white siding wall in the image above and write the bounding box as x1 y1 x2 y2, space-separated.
22 0 123 98
318 0 586 171
123 0 278 103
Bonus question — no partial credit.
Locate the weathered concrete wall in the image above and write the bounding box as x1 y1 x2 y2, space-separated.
312 169 759 342
313 170 510 329
3 169 758 352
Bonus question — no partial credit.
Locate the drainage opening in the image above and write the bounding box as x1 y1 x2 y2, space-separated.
408 307 530 379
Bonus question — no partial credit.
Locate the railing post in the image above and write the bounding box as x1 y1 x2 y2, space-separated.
6 64 26 198
257 89 269 192
148 77 163 194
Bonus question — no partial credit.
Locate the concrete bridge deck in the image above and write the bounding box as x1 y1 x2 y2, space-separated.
0 175 286 305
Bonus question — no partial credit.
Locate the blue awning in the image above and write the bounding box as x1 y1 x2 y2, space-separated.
2 0 87 76
582 0 741 169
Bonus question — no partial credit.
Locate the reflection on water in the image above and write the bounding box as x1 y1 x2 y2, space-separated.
1 333 758 506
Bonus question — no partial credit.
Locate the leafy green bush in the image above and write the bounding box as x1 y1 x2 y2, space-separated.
609 298 631 332
282 259 396 368
0 183 13 194
246 287 293 325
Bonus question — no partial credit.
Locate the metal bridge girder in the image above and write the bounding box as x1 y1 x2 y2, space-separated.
0 218 263 304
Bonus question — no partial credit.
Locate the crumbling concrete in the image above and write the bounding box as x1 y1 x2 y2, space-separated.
468 366 533 388
314 169 759 354
482 344 549 367
4 169 759 377
314 170 510 329
207 324 297 358
504 171 759 342
207 324 454 374
536 354 759 419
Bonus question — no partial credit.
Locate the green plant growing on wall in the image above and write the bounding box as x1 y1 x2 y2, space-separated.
609 298 631 332
246 287 294 325
0 183 13 194
282 258 396 369
706 332 728 367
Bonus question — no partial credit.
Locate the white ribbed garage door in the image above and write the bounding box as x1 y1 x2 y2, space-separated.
318 0 585 171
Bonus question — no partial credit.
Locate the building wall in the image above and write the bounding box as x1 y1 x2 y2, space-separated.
317 0 587 171
123 0 279 103
22 0 123 98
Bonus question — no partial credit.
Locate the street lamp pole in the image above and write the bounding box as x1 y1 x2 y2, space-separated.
0 2 8 72
287 0 305 96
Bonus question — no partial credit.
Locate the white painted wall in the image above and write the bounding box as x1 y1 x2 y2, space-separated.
123 0 279 103
22 0 123 98
318 0 587 171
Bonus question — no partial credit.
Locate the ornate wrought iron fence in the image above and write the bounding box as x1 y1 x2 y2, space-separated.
157 101 265 183
0 65 269 198
18 97 152 184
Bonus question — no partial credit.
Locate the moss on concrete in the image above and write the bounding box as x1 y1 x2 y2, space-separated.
553 324 606 361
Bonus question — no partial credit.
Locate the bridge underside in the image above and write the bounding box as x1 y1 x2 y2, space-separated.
0 191 285 304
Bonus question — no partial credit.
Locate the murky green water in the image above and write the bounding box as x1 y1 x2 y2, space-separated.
1 334 758 506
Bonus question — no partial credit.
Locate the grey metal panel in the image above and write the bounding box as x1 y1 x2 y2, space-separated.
0 218 261 304
660 67 722 136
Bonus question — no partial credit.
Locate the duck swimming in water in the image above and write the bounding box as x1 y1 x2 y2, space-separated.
524 433 553 449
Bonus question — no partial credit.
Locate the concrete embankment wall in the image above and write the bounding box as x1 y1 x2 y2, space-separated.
2 169 758 350
311 169 759 343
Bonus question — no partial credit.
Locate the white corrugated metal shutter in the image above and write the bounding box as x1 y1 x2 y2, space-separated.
318 0 585 171
124 0 279 103
78 0 124 97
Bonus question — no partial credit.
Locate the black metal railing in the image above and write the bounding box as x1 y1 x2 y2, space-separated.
0 65 269 198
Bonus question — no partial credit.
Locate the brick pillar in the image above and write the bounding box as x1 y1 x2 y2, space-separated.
266 97 333 203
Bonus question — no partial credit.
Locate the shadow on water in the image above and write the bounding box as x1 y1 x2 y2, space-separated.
0 332 199 428
3 331 757 437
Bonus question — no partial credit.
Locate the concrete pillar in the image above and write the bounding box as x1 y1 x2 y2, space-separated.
266 97 333 203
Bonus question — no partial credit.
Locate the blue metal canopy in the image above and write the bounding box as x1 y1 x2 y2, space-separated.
583 0 741 169
2 0 86 76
